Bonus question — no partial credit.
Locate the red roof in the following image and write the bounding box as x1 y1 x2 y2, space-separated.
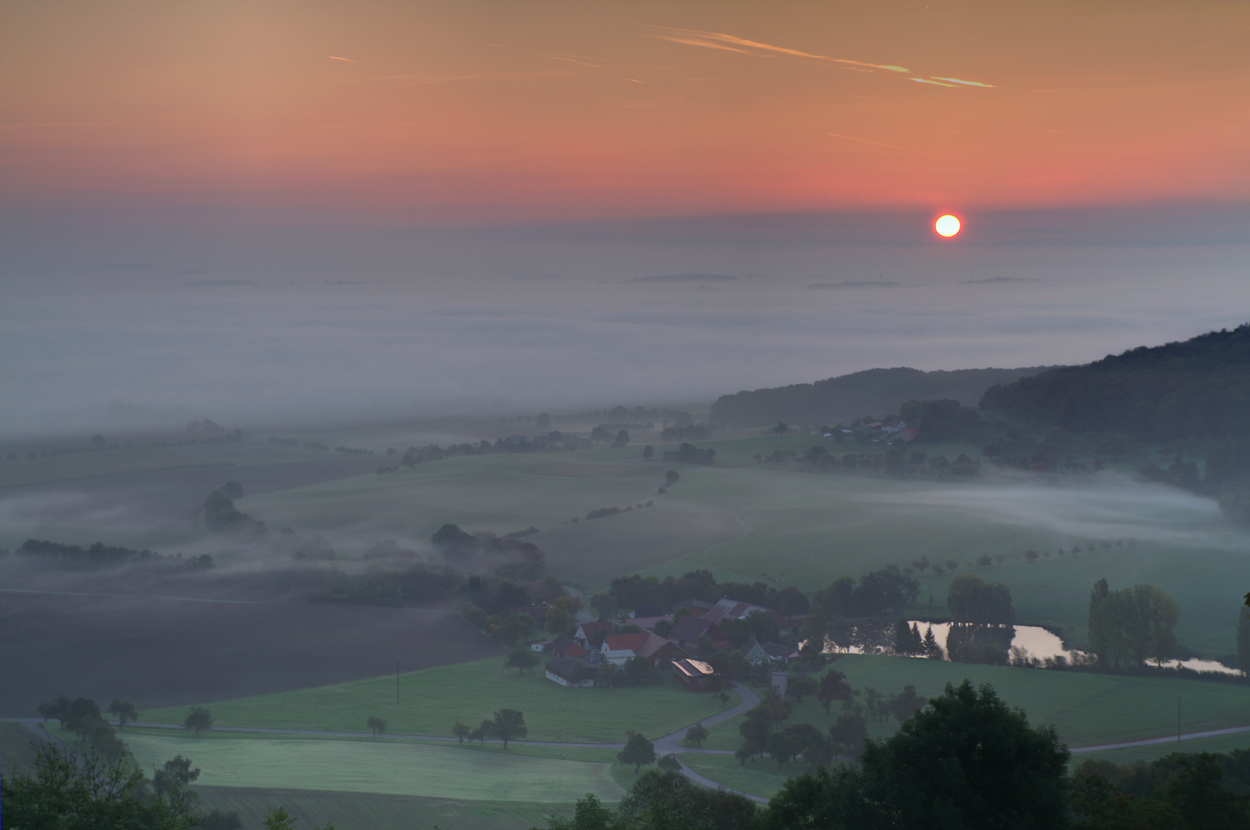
577 621 614 639
603 633 650 652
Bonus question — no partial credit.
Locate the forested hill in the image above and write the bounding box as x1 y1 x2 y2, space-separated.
979 324 1250 441
710 366 1048 427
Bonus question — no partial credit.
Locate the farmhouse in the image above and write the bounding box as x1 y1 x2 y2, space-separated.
531 634 587 658
671 658 717 692
573 620 615 650
704 597 788 630
740 636 797 667
668 616 728 653
601 632 686 667
545 656 598 688
671 599 713 617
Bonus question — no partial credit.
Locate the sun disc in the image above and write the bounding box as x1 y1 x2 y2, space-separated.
935 214 961 237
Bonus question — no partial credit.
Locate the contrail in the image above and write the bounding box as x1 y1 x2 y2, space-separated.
826 133 938 157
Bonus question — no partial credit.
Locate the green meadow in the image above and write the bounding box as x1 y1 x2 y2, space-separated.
682 754 790 800
122 732 625 802
234 443 1249 651
239 453 668 544
195 787 570 830
142 655 738 743
699 655 1250 752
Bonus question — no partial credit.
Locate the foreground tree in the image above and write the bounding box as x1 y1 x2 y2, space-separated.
545 794 615 830
787 674 818 703
763 681 1069 829
614 770 756 830
684 722 708 748
109 698 139 728
657 754 682 773
816 669 853 714
864 680 1068 828
1089 579 1180 667
183 707 213 737
153 755 201 813
504 645 542 674
1 742 201 830
36 696 70 724
492 708 527 749
618 731 657 773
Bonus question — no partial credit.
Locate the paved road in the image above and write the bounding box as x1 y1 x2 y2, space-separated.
1069 724 1250 754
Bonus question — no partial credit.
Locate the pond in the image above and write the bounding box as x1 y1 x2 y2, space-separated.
818 621 1242 676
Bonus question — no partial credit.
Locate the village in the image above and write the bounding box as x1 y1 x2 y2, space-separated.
528 596 800 699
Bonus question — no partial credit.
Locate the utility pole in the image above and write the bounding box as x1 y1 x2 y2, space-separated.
396 658 400 706
1176 665 1181 743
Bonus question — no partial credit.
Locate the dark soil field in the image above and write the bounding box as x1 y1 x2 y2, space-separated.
0 590 500 718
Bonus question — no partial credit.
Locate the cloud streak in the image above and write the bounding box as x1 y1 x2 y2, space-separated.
649 26 908 72
826 133 938 157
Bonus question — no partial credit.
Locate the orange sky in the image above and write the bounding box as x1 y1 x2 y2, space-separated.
3 1 1249 222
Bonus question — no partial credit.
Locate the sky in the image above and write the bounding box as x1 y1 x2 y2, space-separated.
2 1 1248 435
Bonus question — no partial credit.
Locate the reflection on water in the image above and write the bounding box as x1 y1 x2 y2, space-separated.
1156 658 1242 676
818 621 1242 676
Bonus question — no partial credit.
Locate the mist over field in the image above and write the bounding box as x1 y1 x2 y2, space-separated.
2 212 1246 436
4 3 1250 827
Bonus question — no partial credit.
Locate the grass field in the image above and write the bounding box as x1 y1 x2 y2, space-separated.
700 655 1250 751
196 786 571 830
683 753 792 799
123 731 625 802
239 453 669 544
195 786 573 830
142 655 738 743
0 446 227 488
637 464 1250 654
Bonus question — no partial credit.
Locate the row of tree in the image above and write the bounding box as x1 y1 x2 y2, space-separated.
1088 579 1181 667
451 709 528 748
15 538 213 573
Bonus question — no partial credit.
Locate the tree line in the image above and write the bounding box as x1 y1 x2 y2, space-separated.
981 324 1250 442
15 538 213 573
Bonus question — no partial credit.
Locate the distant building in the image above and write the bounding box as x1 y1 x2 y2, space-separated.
573 621 615 649
601 632 686 667
671 658 717 692
771 673 788 700
668 616 729 653
705 597 788 630
671 599 713 617
545 657 598 688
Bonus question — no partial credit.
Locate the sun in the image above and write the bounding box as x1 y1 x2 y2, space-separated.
935 214 961 238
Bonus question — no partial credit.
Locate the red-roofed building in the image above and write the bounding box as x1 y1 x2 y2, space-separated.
601 632 686 667
573 620 615 650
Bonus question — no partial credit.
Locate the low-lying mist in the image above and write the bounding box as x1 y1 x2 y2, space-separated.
2 221 1247 438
